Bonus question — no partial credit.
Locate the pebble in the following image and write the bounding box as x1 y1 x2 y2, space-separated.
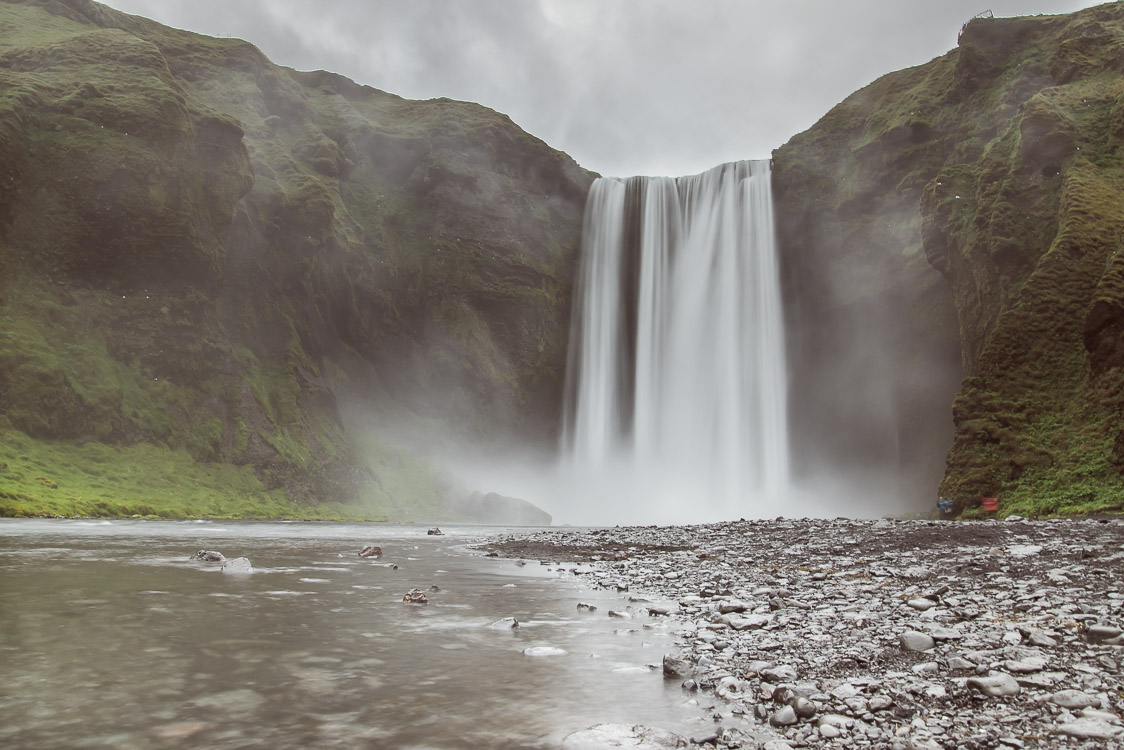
1055 717 1124 740
1049 689 1100 709
479 517 1124 747
967 673 1021 697
900 631 935 652
662 654 691 679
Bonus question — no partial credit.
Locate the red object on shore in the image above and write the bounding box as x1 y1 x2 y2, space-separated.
981 497 999 512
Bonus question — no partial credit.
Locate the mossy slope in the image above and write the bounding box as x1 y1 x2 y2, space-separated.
0 0 591 518
775 4 1124 516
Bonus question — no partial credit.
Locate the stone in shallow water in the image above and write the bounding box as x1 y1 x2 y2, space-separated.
402 588 428 605
523 646 567 657
662 654 691 679
1049 689 1100 709
221 557 253 574
562 723 687 748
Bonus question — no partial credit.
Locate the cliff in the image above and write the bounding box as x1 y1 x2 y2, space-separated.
775 3 1124 516
0 0 591 519
6 0 1124 521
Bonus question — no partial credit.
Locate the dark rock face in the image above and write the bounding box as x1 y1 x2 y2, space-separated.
775 5 1124 515
0 0 592 515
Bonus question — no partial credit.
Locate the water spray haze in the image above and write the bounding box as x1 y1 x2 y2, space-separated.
559 160 790 524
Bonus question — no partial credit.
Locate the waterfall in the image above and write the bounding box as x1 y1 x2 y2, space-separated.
561 160 789 522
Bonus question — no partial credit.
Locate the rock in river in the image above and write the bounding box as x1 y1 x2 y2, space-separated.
191 550 225 562
220 557 253 574
402 588 428 605
358 545 382 558
662 654 692 679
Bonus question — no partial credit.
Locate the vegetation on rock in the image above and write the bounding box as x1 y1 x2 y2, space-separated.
5 0 1123 521
776 3 1124 517
0 0 590 520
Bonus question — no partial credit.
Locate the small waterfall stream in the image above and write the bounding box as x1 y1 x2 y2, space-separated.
561 160 789 522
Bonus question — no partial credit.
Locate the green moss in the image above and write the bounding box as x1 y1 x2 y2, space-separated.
0 416 382 520
0 0 589 521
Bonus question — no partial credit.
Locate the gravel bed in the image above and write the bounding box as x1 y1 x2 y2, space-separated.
479 517 1124 749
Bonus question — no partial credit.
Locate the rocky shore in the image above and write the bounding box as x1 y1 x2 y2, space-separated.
479 517 1124 749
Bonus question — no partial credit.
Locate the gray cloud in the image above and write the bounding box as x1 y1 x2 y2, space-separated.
106 0 1100 177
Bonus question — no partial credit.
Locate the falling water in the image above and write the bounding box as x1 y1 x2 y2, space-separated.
561 160 789 522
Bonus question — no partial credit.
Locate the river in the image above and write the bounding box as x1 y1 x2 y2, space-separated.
0 519 705 749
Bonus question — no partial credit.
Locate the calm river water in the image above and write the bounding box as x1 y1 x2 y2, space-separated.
0 519 705 749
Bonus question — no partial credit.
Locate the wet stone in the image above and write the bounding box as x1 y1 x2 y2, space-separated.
402 588 428 605
220 557 253 575
662 654 691 679
769 705 797 726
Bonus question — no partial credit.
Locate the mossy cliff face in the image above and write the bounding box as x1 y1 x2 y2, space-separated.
0 0 591 518
776 4 1124 516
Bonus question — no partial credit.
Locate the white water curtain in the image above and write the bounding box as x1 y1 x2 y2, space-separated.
562 160 789 521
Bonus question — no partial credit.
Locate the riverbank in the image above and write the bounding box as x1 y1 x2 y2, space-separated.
480 517 1124 749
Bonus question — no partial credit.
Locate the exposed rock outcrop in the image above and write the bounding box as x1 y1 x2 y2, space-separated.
775 4 1124 516
0 0 591 518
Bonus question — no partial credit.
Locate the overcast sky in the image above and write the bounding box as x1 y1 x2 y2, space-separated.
103 0 1102 177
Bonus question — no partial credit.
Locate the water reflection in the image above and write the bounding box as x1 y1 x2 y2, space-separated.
0 520 703 748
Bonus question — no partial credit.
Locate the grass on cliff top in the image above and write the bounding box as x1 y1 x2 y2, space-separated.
0 418 385 521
